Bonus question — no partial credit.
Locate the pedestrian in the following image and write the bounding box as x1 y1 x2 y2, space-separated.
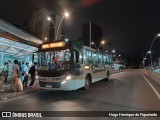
21 62 25 81
21 62 25 73
48 61 54 70
29 62 38 87
18 61 22 74
3 62 9 83
11 60 20 92
0 71 5 91
23 63 29 87
54 55 59 68
8 60 13 76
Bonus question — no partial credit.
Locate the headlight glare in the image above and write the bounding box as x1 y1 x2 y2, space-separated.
66 75 71 80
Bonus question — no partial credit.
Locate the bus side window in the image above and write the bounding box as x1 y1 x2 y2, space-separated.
88 50 92 64
103 56 107 64
84 49 88 64
99 54 103 64
79 52 83 64
84 49 92 64
92 52 98 65
106 55 110 64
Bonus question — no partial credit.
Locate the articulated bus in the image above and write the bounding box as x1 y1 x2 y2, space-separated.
34 40 113 90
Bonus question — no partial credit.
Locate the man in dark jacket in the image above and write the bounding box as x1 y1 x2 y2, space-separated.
29 62 38 87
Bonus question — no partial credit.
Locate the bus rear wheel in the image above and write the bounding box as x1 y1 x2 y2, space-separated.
84 75 91 90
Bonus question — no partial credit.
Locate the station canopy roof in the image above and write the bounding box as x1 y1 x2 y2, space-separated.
0 37 38 58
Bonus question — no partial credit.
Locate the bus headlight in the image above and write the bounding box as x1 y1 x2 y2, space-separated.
61 80 67 84
66 75 71 80
61 75 72 84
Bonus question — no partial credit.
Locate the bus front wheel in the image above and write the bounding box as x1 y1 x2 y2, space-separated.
84 75 91 90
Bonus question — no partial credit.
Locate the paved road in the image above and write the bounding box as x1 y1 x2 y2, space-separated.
0 69 160 120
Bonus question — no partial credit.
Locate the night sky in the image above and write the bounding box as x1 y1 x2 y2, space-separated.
1 0 160 67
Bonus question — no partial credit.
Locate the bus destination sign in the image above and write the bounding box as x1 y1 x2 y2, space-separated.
41 41 65 49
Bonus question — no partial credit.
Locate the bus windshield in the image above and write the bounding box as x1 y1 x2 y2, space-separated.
38 49 72 71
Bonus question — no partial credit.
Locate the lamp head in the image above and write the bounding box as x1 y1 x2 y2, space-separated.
47 17 51 21
148 51 151 54
101 41 105 44
44 37 47 41
112 50 115 53
157 33 160 37
64 12 69 17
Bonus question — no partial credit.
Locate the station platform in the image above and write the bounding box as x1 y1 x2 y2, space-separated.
0 79 39 103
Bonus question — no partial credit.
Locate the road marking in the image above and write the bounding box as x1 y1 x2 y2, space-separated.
102 80 118 90
140 72 160 101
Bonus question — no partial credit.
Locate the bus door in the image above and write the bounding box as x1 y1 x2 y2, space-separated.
73 50 83 89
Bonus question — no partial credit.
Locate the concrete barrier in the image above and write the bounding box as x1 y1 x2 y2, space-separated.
142 69 160 85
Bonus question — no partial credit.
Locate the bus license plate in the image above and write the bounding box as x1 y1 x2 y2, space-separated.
46 84 52 88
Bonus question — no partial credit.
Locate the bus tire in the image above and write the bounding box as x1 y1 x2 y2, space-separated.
106 71 110 80
84 75 91 90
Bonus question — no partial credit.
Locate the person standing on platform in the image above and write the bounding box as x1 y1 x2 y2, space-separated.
21 62 25 81
11 60 20 92
23 63 29 87
8 60 13 77
29 62 38 87
3 62 9 83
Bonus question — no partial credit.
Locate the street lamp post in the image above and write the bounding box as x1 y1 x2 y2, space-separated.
97 41 105 51
142 51 151 68
47 12 69 41
55 12 69 40
149 33 160 68
114 54 121 62
47 17 56 41
91 41 105 51
143 51 150 67
91 42 98 50
142 57 147 68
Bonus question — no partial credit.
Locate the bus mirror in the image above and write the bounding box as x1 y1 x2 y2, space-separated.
32 53 35 62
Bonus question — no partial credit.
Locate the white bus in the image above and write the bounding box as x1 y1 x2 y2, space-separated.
33 40 113 90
